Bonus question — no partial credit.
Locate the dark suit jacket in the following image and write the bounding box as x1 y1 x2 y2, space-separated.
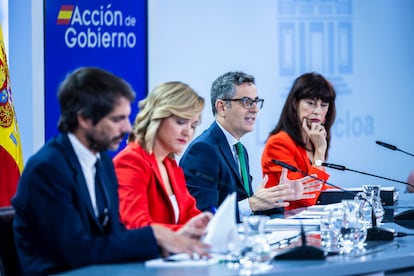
12 133 160 274
179 122 253 219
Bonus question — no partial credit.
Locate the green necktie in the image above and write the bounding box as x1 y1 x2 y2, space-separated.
235 142 250 196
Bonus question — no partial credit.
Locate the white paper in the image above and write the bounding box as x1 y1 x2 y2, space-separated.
202 192 236 253
266 230 301 245
145 253 224 267
266 218 321 227
307 202 343 212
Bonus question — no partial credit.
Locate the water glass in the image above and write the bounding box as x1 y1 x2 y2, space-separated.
320 207 343 253
339 200 367 254
363 184 385 226
239 216 272 271
226 224 246 263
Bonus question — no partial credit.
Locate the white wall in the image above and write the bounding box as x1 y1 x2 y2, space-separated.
9 0 414 191
148 0 414 190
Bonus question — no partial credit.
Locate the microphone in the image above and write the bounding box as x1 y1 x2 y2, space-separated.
272 160 346 191
272 160 395 241
375 141 414 226
376 141 414 157
187 168 277 208
273 222 325 260
187 168 324 260
321 161 414 228
186 168 285 222
322 162 414 188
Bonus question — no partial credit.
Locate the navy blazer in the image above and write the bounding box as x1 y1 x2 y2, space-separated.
12 133 160 274
180 122 253 218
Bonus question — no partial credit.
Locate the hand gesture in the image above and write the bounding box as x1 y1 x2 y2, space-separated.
249 175 294 212
279 167 322 200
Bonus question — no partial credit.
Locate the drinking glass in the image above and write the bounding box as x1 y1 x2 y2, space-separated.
320 207 343 253
363 184 384 226
339 200 367 255
355 185 385 228
239 216 272 272
226 224 247 264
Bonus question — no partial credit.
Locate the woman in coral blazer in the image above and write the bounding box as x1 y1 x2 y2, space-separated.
262 72 337 210
114 82 211 234
114 142 202 230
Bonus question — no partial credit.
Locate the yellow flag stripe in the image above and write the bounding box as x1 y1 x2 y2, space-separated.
0 25 24 173
57 10 73 20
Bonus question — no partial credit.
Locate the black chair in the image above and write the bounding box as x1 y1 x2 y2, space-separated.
0 206 21 276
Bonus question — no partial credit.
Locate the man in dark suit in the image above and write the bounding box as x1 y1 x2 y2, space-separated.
12 67 210 275
180 71 302 220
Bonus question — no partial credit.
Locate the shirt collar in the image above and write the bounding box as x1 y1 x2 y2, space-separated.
68 133 100 168
216 121 240 147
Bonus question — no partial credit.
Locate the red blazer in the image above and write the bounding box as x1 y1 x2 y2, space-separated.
113 142 201 230
261 131 330 210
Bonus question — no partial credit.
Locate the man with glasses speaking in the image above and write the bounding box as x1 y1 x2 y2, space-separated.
180 71 306 221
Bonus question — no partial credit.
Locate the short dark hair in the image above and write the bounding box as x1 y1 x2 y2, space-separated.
210 71 255 116
57 67 135 132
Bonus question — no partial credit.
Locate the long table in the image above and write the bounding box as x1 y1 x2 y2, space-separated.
58 193 414 276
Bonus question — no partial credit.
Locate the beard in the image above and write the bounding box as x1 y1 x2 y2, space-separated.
85 131 127 152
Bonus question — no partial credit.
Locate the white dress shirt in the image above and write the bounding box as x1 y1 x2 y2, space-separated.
216 122 252 219
68 133 100 217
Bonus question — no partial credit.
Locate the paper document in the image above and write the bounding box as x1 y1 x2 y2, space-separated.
202 193 236 253
266 230 301 245
266 218 320 227
307 202 343 212
145 253 224 267
288 202 343 219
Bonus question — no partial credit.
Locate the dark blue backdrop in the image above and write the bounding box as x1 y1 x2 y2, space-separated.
44 0 147 155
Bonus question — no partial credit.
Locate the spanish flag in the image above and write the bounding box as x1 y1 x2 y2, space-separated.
0 25 23 207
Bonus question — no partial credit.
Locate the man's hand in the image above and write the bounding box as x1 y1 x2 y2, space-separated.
177 212 213 239
279 167 322 200
249 175 294 212
151 224 211 259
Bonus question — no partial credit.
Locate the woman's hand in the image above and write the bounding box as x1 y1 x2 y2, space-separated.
177 212 213 239
302 119 327 164
152 224 211 259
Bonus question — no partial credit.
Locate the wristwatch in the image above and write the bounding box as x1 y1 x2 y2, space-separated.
314 159 323 167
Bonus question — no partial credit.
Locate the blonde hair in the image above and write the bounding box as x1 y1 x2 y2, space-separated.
130 81 204 153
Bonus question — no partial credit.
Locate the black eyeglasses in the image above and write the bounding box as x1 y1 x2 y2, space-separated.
221 97 264 109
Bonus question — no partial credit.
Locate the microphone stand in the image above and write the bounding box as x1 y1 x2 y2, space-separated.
354 193 395 241
189 168 326 260
321 162 414 227
321 162 414 188
374 141 414 226
187 168 277 208
273 222 325 260
272 160 395 241
376 141 414 157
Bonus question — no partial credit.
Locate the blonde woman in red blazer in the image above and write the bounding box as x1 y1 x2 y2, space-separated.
114 82 212 238
262 72 337 210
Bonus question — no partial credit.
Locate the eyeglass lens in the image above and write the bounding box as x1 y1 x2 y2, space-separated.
242 97 263 109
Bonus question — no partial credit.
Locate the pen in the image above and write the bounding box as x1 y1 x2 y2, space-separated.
210 206 217 214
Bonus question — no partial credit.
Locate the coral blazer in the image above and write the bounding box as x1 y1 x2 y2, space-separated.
261 131 330 210
113 142 201 231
